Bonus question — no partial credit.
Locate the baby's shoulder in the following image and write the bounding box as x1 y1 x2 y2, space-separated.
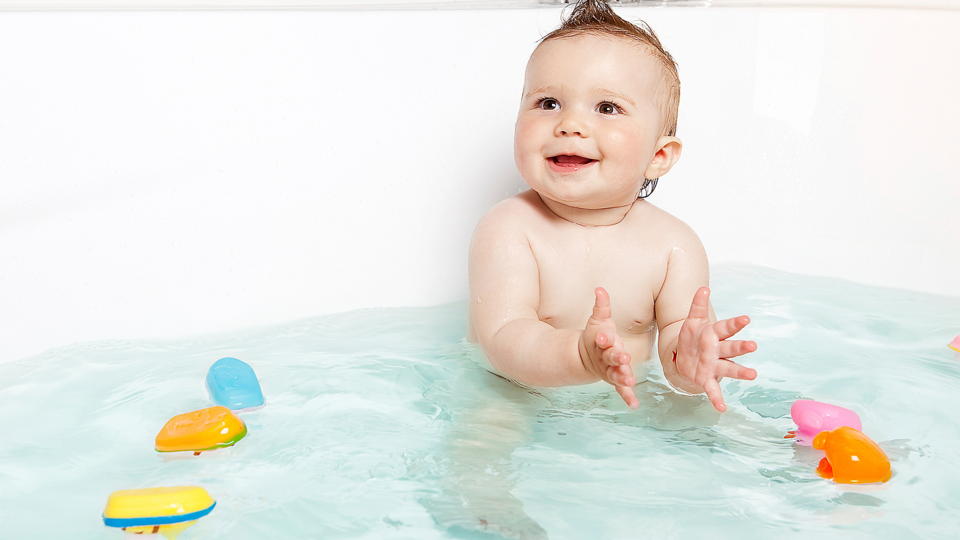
474 191 547 233
629 201 704 248
470 193 545 260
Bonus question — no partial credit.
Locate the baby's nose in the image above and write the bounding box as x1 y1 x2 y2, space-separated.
555 115 587 138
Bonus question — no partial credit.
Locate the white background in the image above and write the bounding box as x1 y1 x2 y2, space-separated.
1 5 958 363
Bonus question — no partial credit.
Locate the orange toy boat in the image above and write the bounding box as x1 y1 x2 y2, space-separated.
155 406 247 455
812 426 891 484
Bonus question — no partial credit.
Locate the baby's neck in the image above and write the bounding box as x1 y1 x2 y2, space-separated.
538 194 638 227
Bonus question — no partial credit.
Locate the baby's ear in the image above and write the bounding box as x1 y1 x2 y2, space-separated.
644 136 683 180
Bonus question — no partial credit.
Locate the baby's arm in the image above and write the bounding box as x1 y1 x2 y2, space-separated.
468 206 635 401
654 223 757 410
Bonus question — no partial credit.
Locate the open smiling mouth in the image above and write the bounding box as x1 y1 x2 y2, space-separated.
547 154 598 172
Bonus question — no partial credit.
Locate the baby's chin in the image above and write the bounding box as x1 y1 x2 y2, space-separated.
528 176 632 209
532 186 629 211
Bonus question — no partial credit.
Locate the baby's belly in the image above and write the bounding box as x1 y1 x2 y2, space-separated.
536 311 658 364
622 332 657 364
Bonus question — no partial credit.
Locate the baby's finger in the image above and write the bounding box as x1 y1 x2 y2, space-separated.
715 359 757 381
713 315 750 341
591 287 612 321
616 384 639 409
717 339 757 359
606 364 635 387
685 286 711 321
595 332 614 349
602 346 628 367
703 378 727 412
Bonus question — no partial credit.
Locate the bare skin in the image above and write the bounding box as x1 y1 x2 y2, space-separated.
468 34 758 411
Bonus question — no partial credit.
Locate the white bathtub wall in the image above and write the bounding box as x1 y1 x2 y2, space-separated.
1 6 958 363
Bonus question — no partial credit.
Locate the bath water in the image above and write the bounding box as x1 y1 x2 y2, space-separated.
1 265 958 539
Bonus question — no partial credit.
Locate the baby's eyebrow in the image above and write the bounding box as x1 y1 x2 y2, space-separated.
523 86 554 99
595 88 637 107
522 85 637 108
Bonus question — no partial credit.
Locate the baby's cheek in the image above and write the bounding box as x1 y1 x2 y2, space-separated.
513 122 542 175
514 120 538 152
606 129 652 172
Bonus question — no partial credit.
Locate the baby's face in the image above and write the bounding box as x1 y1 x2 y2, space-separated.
515 34 668 209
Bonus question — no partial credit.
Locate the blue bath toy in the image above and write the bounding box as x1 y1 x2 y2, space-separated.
205 357 264 411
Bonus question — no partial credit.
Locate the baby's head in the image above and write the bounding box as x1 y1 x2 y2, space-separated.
515 0 682 212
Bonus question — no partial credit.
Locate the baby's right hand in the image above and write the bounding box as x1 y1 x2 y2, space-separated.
579 287 639 409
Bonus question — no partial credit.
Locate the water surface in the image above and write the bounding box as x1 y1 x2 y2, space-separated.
1 265 958 539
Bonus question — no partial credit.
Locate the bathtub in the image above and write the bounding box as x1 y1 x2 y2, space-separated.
1 2 958 365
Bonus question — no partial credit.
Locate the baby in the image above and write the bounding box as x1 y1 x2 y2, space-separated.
468 0 758 412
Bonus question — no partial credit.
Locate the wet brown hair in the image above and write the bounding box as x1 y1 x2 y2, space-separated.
539 0 681 137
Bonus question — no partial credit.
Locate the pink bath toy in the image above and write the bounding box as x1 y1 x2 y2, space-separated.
785 399 862 445
949 335 960 352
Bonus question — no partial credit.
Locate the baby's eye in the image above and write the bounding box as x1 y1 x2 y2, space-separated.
536 97 560 111
597 101 624 115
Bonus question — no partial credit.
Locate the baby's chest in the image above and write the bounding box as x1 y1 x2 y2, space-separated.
531 237 666 331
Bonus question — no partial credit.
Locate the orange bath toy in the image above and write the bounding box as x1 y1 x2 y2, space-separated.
812 426 891 484
155 406 247 455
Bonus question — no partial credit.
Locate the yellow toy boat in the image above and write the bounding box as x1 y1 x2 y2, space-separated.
155 406 246 455
102 486 215 539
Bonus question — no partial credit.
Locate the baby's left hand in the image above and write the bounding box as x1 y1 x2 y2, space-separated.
674 287 758 412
